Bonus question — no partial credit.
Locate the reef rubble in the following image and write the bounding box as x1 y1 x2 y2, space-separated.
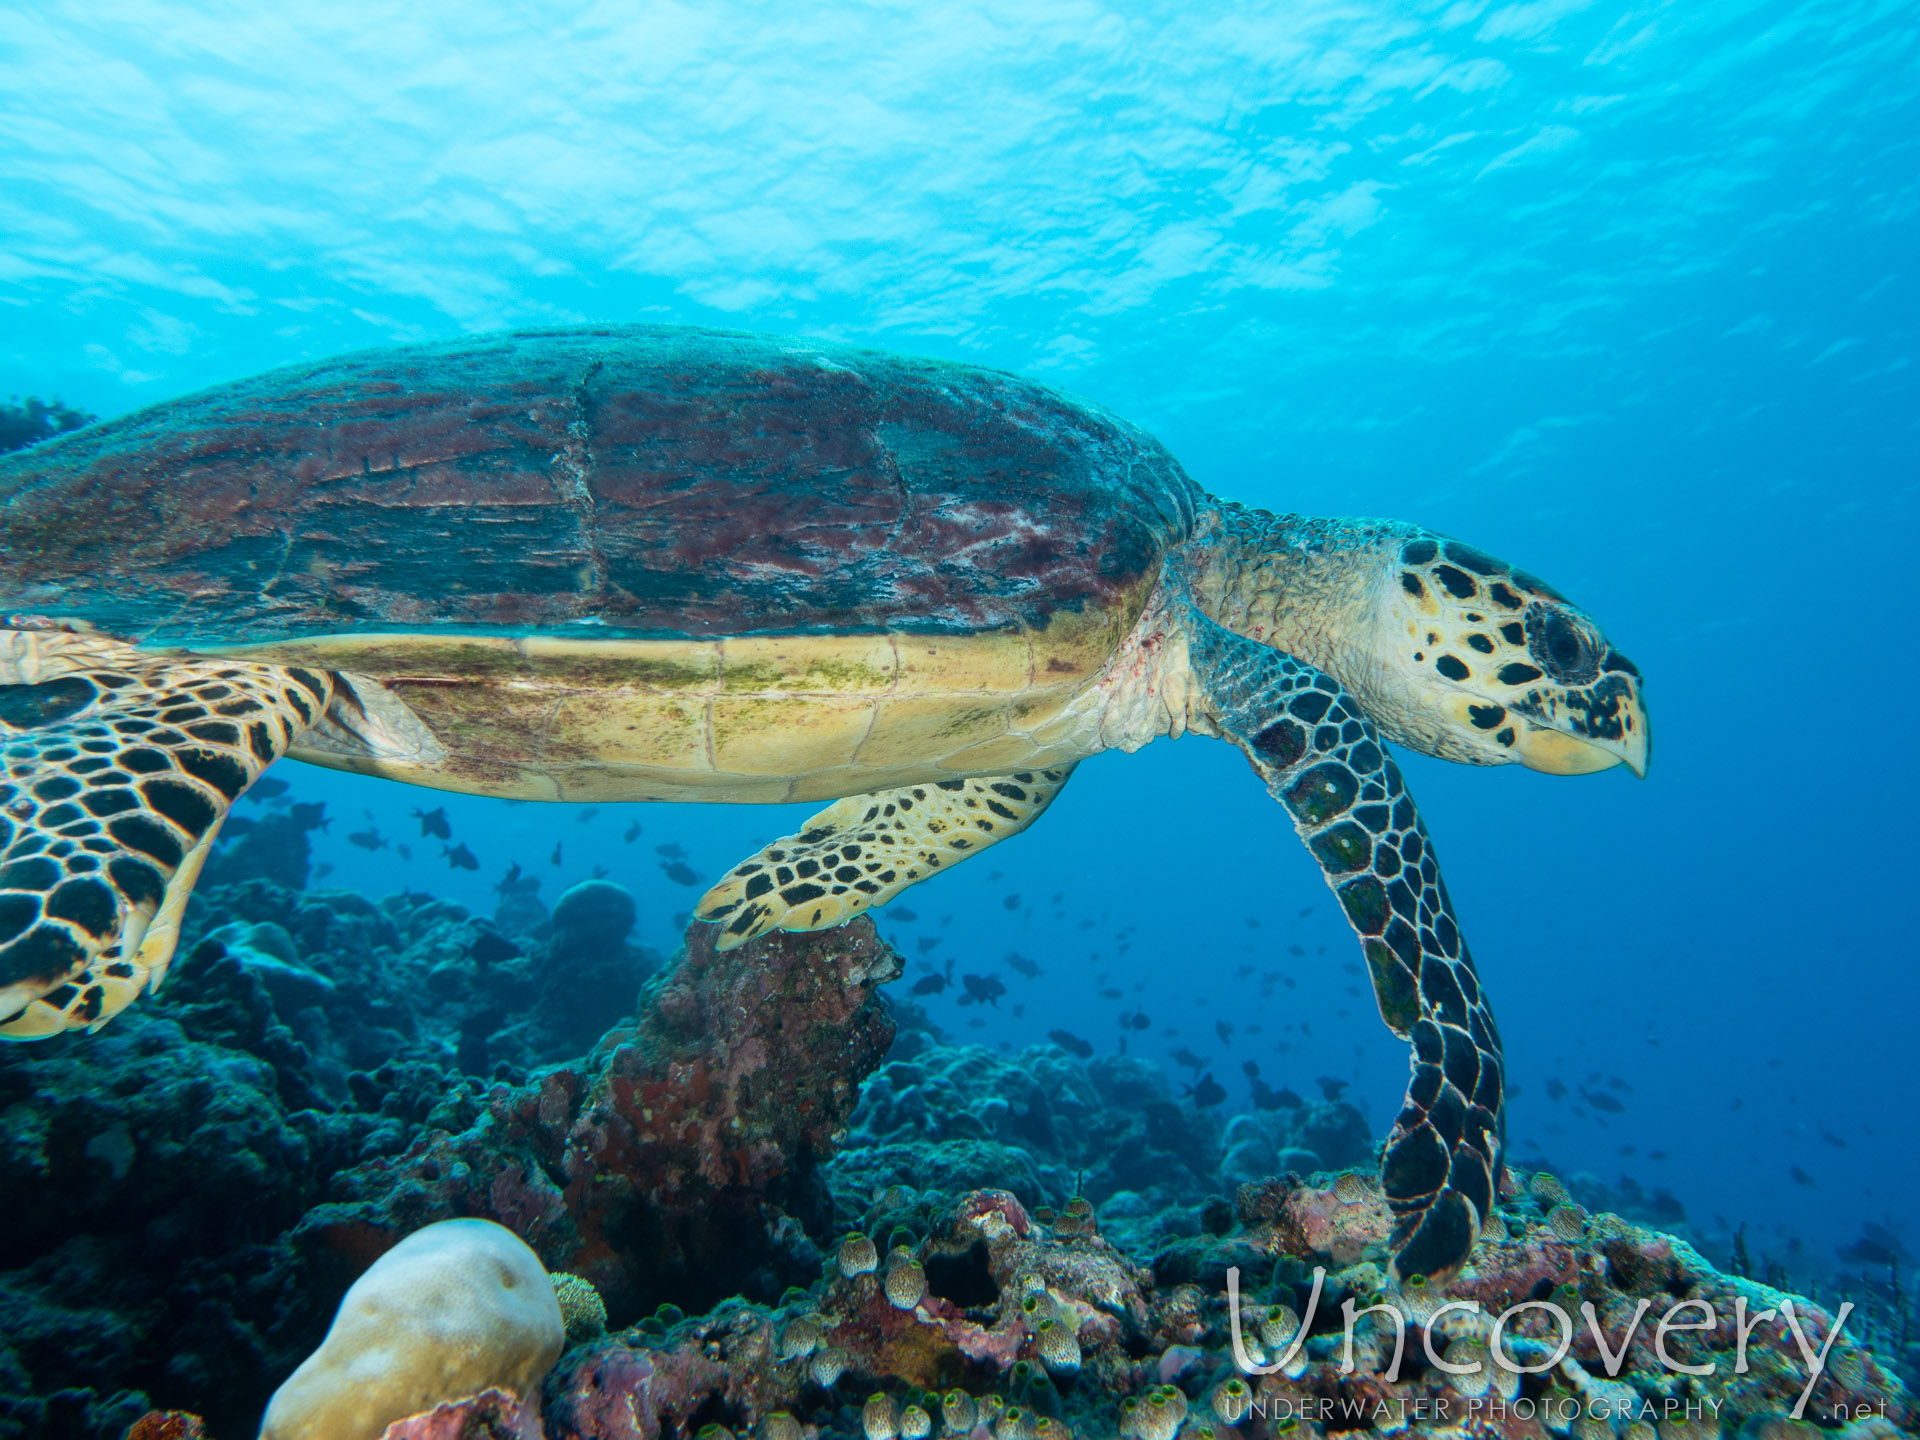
0 864 1911 1439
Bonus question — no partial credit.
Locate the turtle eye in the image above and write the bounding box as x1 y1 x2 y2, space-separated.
1525 606 1601 685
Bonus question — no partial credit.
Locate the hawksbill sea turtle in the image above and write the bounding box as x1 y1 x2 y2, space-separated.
0 326 1647 1278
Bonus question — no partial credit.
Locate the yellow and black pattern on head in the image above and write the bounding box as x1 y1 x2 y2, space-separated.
696 767 1074 949
0 629 330 1039
1189 602 1502 1282
1385 535 1648 776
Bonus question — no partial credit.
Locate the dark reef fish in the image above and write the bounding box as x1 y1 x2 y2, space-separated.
1316 1075 1349 1101
412 806 451 839
1215 1019 1233 1045
470 931 521 965
1546 1077 1568 1102
244 775 290 802
910 960 954 996
1048 1028 1093 1058
1120 1008 1151 1032
347 827 388 851
1171 1045 1207 1073
623 821 642 842
1182 1073 1226 1108
443 843 480 871
1005 951 1041 979
956 973 1006 1008
1244 1061 1300 1110
1582 1088 1625 1114
890 907 918 923
660 860 701 886
550 842 564 865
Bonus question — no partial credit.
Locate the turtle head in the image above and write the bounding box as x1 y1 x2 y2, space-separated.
1363 531 1649 777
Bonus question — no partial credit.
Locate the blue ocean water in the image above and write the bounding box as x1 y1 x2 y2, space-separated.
2 0 1914 1283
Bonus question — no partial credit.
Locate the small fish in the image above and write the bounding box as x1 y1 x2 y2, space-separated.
1098 987 1123 1001
591 865 610 879
577 807 599 823
1820 1127 1848 1149
1297 906 1313 918
1171 1046 1206 1073
1005 951 1041 979
1287 944 1305 957
891 907 918 923
1582 1089 1625 1114
244 776 290 803
1790 1165 1816 1186
623 822 642 842
1315 1075 1349 1102
314 861 333 878
494 861 526 896
412 806 451 840
1121 1008 1151 1032
656 842 686 860
1546 1078 1568 1103
290 802 329 833
470 931 521 965
917 936 943 956
396 843 411 861
1048 1029 1093 1059
1182 1073 1226 1108
347 827 387 851
910 960 955 996
1235 964 1254 979
1215 1020 1234 1045
550 842 563 866
660 860 700 886
444 843 480 871
1002 893 1021 911
956 973 1006 1008
1245 917 1261 929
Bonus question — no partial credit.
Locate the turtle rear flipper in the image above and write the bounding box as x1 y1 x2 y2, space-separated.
0 630 332 1039
1189 606 1505 1283
697 768 1074 950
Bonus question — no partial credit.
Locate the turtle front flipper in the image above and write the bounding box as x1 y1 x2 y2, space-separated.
1188 609 1504 1282
696 768 1075 951
0 629 332 1040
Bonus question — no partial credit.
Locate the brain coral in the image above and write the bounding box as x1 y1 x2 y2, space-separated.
258 1217 563 1440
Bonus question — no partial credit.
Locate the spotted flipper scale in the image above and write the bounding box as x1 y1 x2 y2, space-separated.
0 629 331 1039
1188 605 1504 1281
696 768 1074 950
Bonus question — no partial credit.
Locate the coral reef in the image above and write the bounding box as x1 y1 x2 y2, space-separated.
3 868 1914 1439
530 1171 1916 1440
294 912 901 1325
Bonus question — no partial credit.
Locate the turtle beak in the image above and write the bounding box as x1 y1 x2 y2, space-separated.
1512 677 1650 779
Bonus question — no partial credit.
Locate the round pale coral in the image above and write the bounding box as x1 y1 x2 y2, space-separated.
260 1218 563 1440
